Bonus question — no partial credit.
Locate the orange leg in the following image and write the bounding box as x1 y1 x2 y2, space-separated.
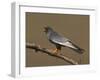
52 48 61 55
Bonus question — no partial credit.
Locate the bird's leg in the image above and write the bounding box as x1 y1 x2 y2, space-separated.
52 48 61 55
53 48 58 53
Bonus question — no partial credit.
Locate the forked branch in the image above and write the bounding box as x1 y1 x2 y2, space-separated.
26 43 78 65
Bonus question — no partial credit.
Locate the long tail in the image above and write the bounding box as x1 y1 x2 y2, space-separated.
66 41 85 54
70 46 85 54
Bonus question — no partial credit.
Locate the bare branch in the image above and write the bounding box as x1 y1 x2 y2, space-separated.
26 43 78 65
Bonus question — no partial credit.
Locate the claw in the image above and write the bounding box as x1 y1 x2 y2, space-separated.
52 48 61 55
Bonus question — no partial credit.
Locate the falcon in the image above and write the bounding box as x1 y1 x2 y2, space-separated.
44 26 85 54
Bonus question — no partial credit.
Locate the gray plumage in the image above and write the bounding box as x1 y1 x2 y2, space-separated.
44 26 84 54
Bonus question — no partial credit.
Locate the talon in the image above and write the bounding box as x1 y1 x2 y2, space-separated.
52 48 61 55
53 49 58 53
48 48 61 55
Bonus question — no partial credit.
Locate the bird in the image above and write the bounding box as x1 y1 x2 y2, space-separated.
44 26 85 55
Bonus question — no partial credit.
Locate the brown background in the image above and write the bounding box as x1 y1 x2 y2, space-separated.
26 12 89 67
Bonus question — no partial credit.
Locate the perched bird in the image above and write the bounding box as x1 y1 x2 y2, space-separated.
44 26 85 54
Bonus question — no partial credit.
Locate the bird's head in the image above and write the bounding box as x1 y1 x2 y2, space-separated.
44 26 53 33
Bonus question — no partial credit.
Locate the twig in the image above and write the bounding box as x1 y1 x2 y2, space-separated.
26 43 78 65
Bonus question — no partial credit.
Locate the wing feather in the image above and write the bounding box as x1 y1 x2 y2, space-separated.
48 29 84 53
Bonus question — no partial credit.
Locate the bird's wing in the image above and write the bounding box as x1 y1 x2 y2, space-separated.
47 29 84 53
48 30 84 53
52 36 77 49
49 32 76 49
52 37 84 53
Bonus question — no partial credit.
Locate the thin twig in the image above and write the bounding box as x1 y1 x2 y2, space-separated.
26 43 78 65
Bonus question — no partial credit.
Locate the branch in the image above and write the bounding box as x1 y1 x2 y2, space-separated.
26 43 78 65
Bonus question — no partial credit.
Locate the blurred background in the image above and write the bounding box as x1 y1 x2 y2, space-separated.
26 12 89 67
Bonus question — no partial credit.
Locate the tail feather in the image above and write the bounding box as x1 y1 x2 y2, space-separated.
70 47 85 54
68 41 85 54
